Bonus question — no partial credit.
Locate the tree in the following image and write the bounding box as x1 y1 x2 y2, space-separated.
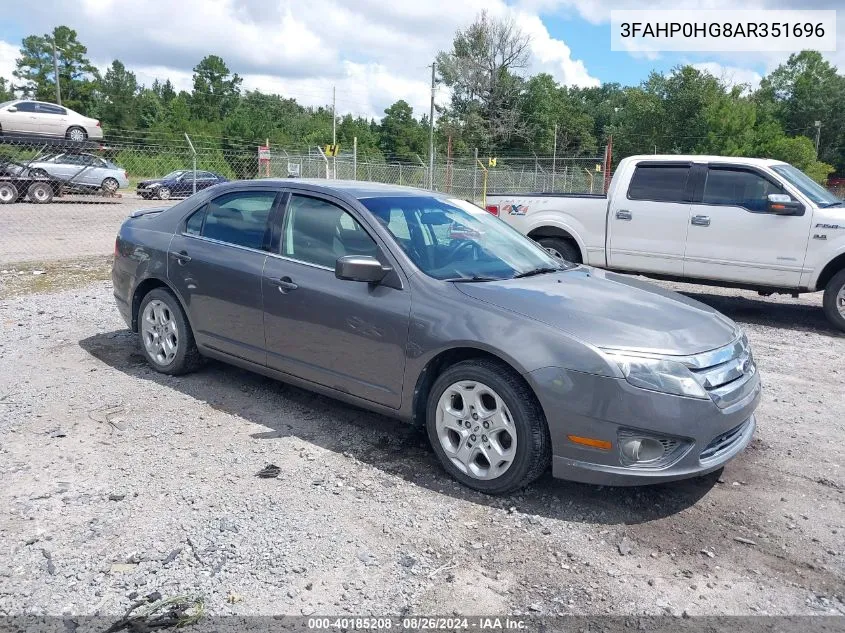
379 100 425 161
190 55 242 121
517 74 596 155
436 10 531 151
756 51 845 174
99 60 138 130
13 26 99 112
0 77 13 101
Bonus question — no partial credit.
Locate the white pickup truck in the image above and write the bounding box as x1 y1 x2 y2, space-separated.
487 155 845 332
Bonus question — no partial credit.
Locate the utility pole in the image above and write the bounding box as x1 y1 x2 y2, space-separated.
428 62 436 190
551 123 558 191
52 39 61 105
814 120 822 158
332 86 337 179
353 136 358 181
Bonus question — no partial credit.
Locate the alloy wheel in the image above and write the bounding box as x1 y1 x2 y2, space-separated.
435 380 517 480
838 284 845 318
141 299 179 366
544 247 565 261
68 128 85 142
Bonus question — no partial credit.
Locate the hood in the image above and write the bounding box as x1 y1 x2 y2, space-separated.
137 179 163 187
455 266 739 356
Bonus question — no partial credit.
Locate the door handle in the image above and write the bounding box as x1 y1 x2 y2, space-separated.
273 277 298 293
691 215 711 227
616 209 632 220
171 251 191 264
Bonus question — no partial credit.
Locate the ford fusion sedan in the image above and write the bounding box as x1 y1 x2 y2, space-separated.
112 180 761 494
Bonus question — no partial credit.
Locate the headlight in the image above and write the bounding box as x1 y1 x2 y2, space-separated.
605 352 708 399
147 182 160 188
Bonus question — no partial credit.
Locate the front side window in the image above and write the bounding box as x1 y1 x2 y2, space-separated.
186 191 277 249
703 168 785 213
14 102 36 113
359 196 564 281
282 195 379 268
628 165 690 202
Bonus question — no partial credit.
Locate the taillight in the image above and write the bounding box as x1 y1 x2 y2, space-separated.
485 204 499 216
124 171 128 180
96 121 101 127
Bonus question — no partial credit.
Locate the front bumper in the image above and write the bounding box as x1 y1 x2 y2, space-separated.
528 366 761 486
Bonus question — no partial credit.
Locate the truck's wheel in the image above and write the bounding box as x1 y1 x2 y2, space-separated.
426 359 551 495
537 237 581 264
27 181 53 203
0 182 18 204
822 269 845 333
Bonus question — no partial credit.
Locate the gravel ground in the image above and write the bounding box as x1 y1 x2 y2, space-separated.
0 268 843 620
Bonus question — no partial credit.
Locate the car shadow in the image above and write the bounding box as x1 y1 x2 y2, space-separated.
674 289 842 335
79 330 718 526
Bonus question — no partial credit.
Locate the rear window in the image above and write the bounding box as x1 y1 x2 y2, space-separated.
628 165 690 202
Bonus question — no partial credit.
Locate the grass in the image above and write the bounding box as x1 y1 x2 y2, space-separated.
0 255 113 299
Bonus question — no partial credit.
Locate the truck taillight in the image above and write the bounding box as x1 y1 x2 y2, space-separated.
485 204 499 216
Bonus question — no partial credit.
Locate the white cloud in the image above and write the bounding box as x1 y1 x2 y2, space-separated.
0 0 596 118
691 62 762 92
0 41 18 86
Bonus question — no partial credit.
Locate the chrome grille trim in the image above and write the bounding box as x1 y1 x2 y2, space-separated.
685 335 757 409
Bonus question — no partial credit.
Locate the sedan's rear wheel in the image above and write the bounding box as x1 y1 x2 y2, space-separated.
157 186 171 200
0 182 18 204
66 126 87 142
426 359 551 494
138 288 202 375
101 177 119 194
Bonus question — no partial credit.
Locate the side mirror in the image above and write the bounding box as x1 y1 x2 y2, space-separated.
335 255 390 283
6 106 17 113
767 194 804 216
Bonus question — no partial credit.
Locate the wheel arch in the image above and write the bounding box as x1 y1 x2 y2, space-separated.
131 276 190 333
526 225 584 262
409 346 538 428
816 253 845 291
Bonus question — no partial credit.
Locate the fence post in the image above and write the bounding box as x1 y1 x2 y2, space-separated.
184 133 196 195
353 136 358 181
399 163 403 186
316 145 330 179
473 148 478 202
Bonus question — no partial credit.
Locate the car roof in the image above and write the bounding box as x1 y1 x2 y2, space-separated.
625 154 788 168
236 178 445 199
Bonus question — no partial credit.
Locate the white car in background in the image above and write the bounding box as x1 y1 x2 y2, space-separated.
0 99 103 142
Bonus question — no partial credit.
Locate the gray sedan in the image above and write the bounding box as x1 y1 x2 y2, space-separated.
25 152 128 191
112 180 760 494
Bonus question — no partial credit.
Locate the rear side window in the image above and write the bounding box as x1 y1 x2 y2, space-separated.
185 191 277 249
628 165 690 202
702 168 786 213
37 103 66 115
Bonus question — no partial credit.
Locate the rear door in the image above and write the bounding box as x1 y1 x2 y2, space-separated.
684 164 812 286
262 192 411 408
167 189 282 365
607 162 692 275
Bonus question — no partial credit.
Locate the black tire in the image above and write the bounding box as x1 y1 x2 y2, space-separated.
426 359 551 495
157 186 171 200
27 181 53 203
822 269 845 333
137 287 204 375
536 237 581 264
0 181 18 204
65 126 87 142
101 177 119 193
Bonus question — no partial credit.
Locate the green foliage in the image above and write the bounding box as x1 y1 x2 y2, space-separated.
190 55 242 121
379 100 426 161
0 77 13 102
13 26 99 112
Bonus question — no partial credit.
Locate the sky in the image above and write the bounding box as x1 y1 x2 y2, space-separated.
0 0 841 120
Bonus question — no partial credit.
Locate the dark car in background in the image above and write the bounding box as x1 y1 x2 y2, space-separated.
112 179 760 494
137 170 228 200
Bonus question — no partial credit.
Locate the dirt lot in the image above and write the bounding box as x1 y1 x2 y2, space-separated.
0 258 843 620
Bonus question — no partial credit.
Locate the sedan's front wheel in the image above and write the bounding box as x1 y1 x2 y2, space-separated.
157 186 171 200
138 288 203 375
426 359 551 494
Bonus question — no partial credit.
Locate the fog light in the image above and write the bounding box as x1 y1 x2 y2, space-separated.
620 437 665 463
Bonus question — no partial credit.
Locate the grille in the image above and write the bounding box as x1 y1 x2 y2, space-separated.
683 335 758 409
700 420 749 461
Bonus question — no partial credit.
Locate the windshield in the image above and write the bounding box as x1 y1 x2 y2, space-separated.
359 196 567 281
163 171 186 180
771 164 841 207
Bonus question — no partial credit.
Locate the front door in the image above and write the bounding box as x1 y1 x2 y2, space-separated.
607 162 692 275
262 192 411 409
684 165 812 286
167 189 281 364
